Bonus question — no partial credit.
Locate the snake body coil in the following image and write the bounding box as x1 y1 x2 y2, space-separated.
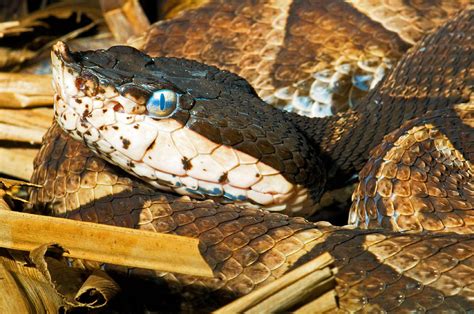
29 6 473 312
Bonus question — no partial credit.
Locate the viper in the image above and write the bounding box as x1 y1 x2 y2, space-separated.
29 5 472 313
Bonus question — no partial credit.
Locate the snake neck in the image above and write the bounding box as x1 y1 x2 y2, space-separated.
287 109 379 187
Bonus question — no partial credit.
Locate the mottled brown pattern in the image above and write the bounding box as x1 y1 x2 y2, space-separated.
351 104 474 232
290 9 473 183
29 124 474 311
350 0 471 44
270 0 407 105
133 0 468 116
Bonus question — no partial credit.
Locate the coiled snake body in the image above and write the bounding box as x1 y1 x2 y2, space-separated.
29 4 473 312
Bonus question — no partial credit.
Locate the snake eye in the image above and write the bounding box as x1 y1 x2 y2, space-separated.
146 89 178 117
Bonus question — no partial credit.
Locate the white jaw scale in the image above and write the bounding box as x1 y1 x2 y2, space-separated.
51 49 316 216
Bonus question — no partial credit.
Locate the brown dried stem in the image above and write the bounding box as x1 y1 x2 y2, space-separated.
0 210 214 277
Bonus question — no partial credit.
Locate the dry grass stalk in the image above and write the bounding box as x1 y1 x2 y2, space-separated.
157 0 209 19
101 0 149 43
215 252 336 313
294 290 338 313
0 123 45 143
245 268 336 313
0 210 213 277
0 72 53 107
0 93 52 107
0 147 38 180
0 73 52 95
0 107 51 180
0 107 53 130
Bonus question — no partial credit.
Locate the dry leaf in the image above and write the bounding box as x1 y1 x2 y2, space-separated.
0 1 103 70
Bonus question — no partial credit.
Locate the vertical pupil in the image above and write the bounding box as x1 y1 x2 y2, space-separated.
159 93 166 110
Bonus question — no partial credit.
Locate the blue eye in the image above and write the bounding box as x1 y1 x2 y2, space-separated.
146 89 178 117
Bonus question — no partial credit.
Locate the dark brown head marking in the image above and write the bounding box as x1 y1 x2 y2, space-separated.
219 173 228 183
122 138 130 149
182 157 192 170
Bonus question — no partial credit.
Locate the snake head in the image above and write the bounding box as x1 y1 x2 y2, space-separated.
51 41 326 216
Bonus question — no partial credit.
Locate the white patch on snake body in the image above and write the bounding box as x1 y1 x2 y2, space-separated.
184 128 219 154
116 113 136 125
180 176 198 190
252 174 293 195
88 108 116 128
268 57 394 118
62 69 78 99
132 162 156 180
247 189 273 205
94 138 115 153
186 154 225 182
101 118 157 161
110 95 141 113
109 150 131 169
144 132 186 175
60 108 78 130
210 145 239 171
154 170 180 186
256 162 279 175
228 164 261 188
76 119 90 135
145 117 182 133
171 128 198 159
234 149 258 165
310 82 332 105
55 98 68 117
223 184 247 201
92 98 104 109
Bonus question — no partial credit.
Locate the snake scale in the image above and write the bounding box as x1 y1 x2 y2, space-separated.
27 2 473 313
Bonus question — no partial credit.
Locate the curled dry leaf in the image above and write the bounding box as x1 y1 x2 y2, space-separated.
0 1 103 70
0 248 65 312
30 244 120 309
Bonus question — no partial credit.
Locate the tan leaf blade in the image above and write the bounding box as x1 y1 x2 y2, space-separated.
0 210 214 277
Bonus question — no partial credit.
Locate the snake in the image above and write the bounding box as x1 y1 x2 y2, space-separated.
132 0 471 117
27 4 473 313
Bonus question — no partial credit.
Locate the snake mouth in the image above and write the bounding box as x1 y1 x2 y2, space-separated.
51 41 322 215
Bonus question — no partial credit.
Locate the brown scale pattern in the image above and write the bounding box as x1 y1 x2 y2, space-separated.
133 0 468 115
185 94 325 200
270 0 406 90
30 124 474 311
290 8 473 183
351 104 474 232
350 0 471 44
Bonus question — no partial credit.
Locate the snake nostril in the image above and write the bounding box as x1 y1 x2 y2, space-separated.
112 102 125 112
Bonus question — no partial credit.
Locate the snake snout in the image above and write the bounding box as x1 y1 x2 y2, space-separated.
52 41 74 64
